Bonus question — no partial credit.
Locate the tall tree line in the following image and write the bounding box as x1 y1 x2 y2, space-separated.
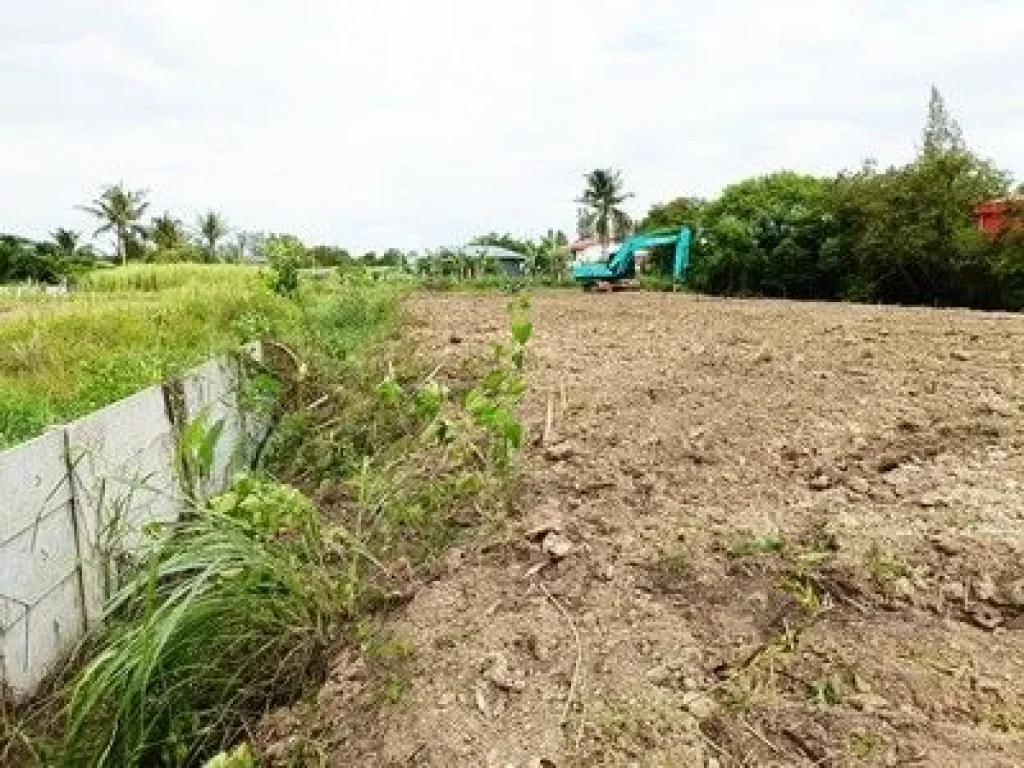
636 88 1024 310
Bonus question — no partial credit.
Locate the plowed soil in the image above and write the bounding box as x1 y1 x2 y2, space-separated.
266 291 1024 767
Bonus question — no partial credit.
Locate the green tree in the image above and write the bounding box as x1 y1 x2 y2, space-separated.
307 245 352 268
528 229 569 278
692 172 833 297
79 184 150 266
827 89 1008 305
0 234 60 283
638 196 705 232
577 169 633 250
50 228 82 259
150 213 187 251
921 86 964 158
197 210 230 261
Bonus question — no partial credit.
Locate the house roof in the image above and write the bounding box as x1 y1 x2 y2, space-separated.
457 245 526 262
974 196 1024 214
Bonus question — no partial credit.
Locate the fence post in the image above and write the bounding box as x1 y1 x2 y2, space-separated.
62 426 90 636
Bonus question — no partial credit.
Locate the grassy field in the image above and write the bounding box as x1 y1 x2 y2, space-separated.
0 264 396 449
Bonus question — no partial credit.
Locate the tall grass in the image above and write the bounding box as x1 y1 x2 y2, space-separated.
0 264 399 449
78 264 265 294
59 477 348 768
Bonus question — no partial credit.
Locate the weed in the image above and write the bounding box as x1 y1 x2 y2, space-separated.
0 266 306 448
979 706 1024 734
175 410 226 503
780 570 826 613
16 281 528 766
864 542 910 586
721 622 802 712
0 265 402 449
355 622 417 708
730 532 785 557
848 732 883 759
647 546 692 585
808 672 844 707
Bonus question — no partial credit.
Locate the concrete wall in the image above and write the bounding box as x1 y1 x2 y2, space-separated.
0 352 259 700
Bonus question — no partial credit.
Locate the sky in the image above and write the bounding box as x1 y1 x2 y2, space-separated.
3 1 1024 253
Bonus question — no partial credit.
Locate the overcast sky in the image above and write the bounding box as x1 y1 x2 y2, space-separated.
3 1 1023 252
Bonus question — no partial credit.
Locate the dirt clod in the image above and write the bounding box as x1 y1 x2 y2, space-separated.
848 692 891 714
970 605 1004 630
1002 579 1024 608
541 532 573 561
681 691 718 721
543 441 577 462
808 473 833 491
929 535 964 557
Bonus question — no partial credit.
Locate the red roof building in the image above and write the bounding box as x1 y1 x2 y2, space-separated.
973 197 1024 235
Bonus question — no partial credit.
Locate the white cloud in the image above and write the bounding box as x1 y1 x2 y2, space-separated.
2 0 1023 251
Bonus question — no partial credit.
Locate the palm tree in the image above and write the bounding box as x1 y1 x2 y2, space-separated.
150 213 186 251
197 210 229 261
79 184 149 266
576 169 634 254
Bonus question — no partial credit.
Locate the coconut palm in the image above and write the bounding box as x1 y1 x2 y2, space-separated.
576 169 634 252
79 184 149 266
197 210 229 261
150 213 187 251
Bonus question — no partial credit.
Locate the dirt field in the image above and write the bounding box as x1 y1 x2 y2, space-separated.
269 291 1024 767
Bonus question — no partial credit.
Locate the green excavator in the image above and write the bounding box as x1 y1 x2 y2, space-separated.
571 226 692 289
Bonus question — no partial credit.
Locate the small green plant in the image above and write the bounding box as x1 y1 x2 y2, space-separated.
780 570 826 612
808 672 843 708
356 624 415 707
460 298 531 473
175 410 226 501
721 622 801 712
848 732 883 759
645 546 691 587
730 532 785 556
979 706 1024 734
864 542 910 586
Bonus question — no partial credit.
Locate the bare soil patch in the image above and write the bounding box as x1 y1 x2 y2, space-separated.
262 291 1024 767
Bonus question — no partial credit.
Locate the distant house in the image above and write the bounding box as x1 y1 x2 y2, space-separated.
458 245 526 277
973 197 1024 235
569 237 620 265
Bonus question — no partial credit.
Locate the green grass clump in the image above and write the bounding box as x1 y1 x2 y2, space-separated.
60 476 348 767
730 532 785 557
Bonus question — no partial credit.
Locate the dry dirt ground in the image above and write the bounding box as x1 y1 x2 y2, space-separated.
265 291 1024 767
